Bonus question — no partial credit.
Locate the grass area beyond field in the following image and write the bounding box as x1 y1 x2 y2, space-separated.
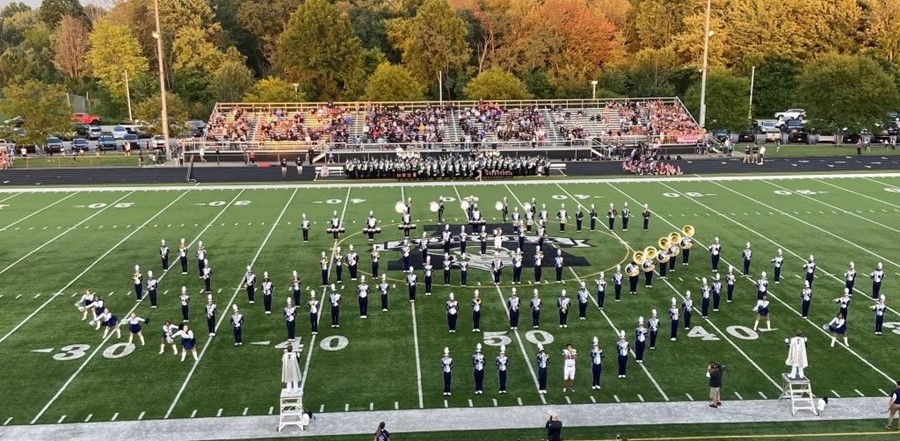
0 174 899 439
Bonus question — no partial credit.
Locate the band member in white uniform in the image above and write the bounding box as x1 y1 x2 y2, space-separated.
308 291 319 335
589 204 598 231
668 298 679 341
530 289 542 328
441 347 454 396
262 272 274 314
771 249 784 284
423 257 434 295
179 286 190 322
708 237 722 273
201 259 212 294
562 343 577 393
472 291 482 332
371 250 380 278
379 274 389 312
554 250 564 283
590 337 603 389
231 304 244 345
634 317 647 363
577 281 589 320
607 203 616 231
406 267 417 302
290 270 302 306
124 312 147 345
844 261 856 292
834 288 852 319
536 343 549 394
869 262 885 299
711 273 722 312
699 277 711 318
756 271 768 300
244 266 256 304
753 295 771 331
178 238 188 274
496 345 509 394
147 271 159 308
300 213 310 242
321 251 331 285
347 245 359 281
507 289 520 330
334 248 344 283
616 330 629 378
160 239 169 271
284 298 298 341
533 248 544 284
575 206 584 232
132 265 143 300
357 275 369 318
873 295 887 335
595 272 607 309
613 266 623 302
473 343 485 394
172 324 199 361
329 284 341 328
648 309 660 349
803 255 816 288
621 202 630 231
726 266 736 302
160 320 179 355
682 291 694 331
196 241 207 277
558 290 570 328
512 250 523 284
642 204 651 231
556 204 568 232
800 281 812 318
446 293 459 332
205 294 217 336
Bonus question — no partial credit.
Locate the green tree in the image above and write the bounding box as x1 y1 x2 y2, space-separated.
746 57 801 119
237 0 303 67
362 62 424 101
683 68 750 130
387 0 471 90
134 92 189 136
38 0 86 28
795 54 899 132
209 59 255 102
88 20 148 104
0 80 70 145
625 47 681 97
243 77 305 102
463 68 531 100
276 0 365 100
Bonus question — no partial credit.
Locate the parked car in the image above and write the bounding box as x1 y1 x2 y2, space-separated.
152 135 167 150
71 137 89 152
0 139 11 152
87 126 102 140
811 129 838 144
123 133 140 150
98 134 118 151
775 109 806 124
111 125 128 140
71 112 102 125
44 136 64 153
713 129 729 143
185 120 207 138
737 130 758 143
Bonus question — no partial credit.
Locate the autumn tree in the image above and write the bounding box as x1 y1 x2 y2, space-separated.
243 77 305 102
362 62 424 101
0 80 70 145
863 0 900 62
625 47 681 97
683 68 750 130
627 0 687 51
669 0 729 67
88 20 148 104
463 68 531 100
52 15 89 81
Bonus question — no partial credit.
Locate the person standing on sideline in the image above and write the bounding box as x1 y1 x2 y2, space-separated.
280 157 288 177
546 412 563 441
295 156 303 176
374 421 390 441
707 362 723 408
885 381 900 430
282 344 301 391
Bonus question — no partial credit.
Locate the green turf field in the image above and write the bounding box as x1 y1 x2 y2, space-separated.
1 173 899 434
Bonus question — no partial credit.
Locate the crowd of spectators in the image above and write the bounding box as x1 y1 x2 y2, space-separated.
622 159 683 176
611 100 704 143
343 151 549 180
457 103 505 144
258 104 351 144
206 107 251 142
361 104 450 144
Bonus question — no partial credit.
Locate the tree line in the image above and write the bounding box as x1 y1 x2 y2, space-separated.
0 0 899 144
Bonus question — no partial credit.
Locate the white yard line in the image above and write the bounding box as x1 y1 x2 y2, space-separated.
399 185 424 408
453 185 547 405
817 178 900 212
299 188 352 396
0 193 133 276
29 189 245 424
165 188 298 419
654 182 896 383
0 192 75 231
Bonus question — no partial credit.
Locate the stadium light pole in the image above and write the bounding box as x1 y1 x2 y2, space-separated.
697 0 712 128
152 0 171 163
124 69 133 122
591 80 598 100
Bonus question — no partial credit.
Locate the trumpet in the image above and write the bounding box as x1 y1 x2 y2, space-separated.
429 201 440 212
644 246 658 261
682 225 695 238
394 201 407 214
494 201 504 211
658 236 670 250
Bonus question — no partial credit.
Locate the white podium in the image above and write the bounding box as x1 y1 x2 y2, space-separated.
779 373 819 416
278 388 309 432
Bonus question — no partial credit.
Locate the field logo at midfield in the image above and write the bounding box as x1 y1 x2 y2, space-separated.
373 223 592 272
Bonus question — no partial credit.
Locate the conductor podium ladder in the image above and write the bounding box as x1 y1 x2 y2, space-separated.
278 388 310 432
779 373 819 416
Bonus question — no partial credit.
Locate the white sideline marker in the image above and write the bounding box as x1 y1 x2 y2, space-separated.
734 392 743 400
564 396 571 404
492 399 498 407
15 294 21 299
369 403 373 411
394 402 398 410
84 414 92 422
216 408 223 417
110 413 118 422
34 294 40 299
854 389 864 397
443 400 448 408
758 391 768 399
685 393 694 401
268 407 274 415
517 397 523 406
831 390 841 398
880 389 889 396
344 404 349 412
613 395 620 403
242 407 249 416
468 399 473 408
589 396 596 403
190 410 197 418
138 412 145 420
319 404 325 413
3 417 12 426
57 415 65 424
638 394 645 402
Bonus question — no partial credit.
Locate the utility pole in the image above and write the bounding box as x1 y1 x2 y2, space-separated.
698 0 712 128
153 0 171 162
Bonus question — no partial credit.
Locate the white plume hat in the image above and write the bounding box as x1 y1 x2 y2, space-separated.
651 308 657 316
476 343 482 352
619 330 626 339
232 304 239 312
293 270 298 277
148 270 153 278
500 345 506 353
207 294 212 302
592 336 599 345
443 347 450 356
134 264 140 272
449 293 455 300
702 277 707 284
638 316 644 324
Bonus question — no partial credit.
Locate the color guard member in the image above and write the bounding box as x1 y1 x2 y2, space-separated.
160 320 179 355
562 343 577 393
803 255 816 288
472 290 483 332
753 295 771 331
590 337 603 389
357 275 369 318
473 343 485 394
178 238 188 274
870 262 885 299
308 291 319 335
708 237 722 273
172 324 199 361
76 289 95 320
621 202 630 231
616 330 629 378
642 204 651 231
558 290 570 328
124 312 146 345
826 312 848 347
771 249 784 284
159 239 169 271
284 298 298 341
507 288 520 330
179 286 190 322
530 289 542 328
96 308 121 339
132 265 143 300
147 270 159 309
441 347 454 396
648 309 659 349
800 281 812 319
873 295 886 335
205 294 217 336
262 272 274 314
496 345 509 394
635 316 647 363
244 265 257 304
329 284 341 328
378 274 390 312
742 242 752 276
536 343 549 394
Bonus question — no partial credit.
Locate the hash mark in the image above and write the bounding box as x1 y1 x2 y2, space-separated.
138 411 145 420
57 415 65 424
268 407 273 415
589 396 596 403
517 397 523 406
492 399 498 407
734 392 743 400
854 389 864 397
831 390 841 398
242 407 248 416
443 400 448 408
880 389 889 396
564 396 571 404
3 417 12 425
15 294 21 299
34 294 40 299
468 399 473 407
216 408 223 417
638 394 644 402
110 413 118 422
190 410 197 418
394 402 398 410
758 391 768 399
84 414 92 422
319 404 325 413
613 395 620 403
369 403 374 411
685 393 694 401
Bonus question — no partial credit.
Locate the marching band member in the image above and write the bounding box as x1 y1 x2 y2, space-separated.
364 211 379 242
172 324 198 361
423 256 434 296
300 213 310 243
459 254 469 286
441 347 454 396
613 265 624 302
329 284 341 328
147 271 158 309
869 262 885 299
512 206 522 233
589 204 598 232
501 197 509 223
201 259 212 294
616 330 629 378
803 255 816 288
347 245 359 281
479 226 489 255
873 295 887 335
493 345 510 394
800 281 812 319
699 277 711 319
459 226 468 255
648 309 660 349
642 256 654 288
96 308 121 339
507 288 520 330
420 232 430 265
473 343 485 394
525 206 535 233
680 234 693 266
539 204 548 225
595 272 607 309
447 293 459 332
625 261 639 295
160 239 169 271
642 204 651 231
726 266 736 303
826 312 848 347
669 298 679 341
329 211 343 239
491 252 503 285
179 286 190 322
132 265 143 300
530 289 542 328
196 241 207 277
635 317 647 363
575 206 585 232
472 290 483 332
282 344 301 392
658 247 669 279
357 275 369 318
262 272 274 315
124 312 147 345
558 290 570 328
844 261 856 292
406 267 417 302
76 289 95 320
621 202 630 231
835 288 852 319
536 343 549 394
442 225 452 255
712 273 722 312
682 291 694 331
577 281 589 320
753 295 771 331
708 237 722 273
562 343 577 393
436 197 445 224
244 265 257 303
160 320 179 355
334 248 344 283
742 242 752 276
378 274 390 312
607 203 617 231
493 227 504 251
556 203 568 232
205 294 217 336
371 249 380 278
756 271 768 300
771 249 784 284
512 249 523 284
401 240 411 271
284 298 298 341
308 291 319 335
668 241 679 273
290 270 302 306
554 249 564 284
533 246 544 284
590 337 604 389
178 238 188 274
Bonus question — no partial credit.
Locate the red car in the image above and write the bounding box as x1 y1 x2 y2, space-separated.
71 113 101 125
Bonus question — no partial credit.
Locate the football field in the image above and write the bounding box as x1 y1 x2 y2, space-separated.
1 172 900 431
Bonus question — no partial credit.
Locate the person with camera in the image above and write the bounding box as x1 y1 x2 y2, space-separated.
707 362 723 408
546 411 563 441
